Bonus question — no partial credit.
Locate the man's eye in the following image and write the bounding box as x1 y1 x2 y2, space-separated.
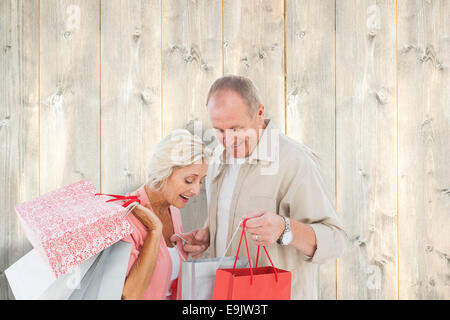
185 179 193 184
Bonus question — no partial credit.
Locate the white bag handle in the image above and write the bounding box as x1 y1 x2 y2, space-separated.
216 219 244 268
171 219 244 266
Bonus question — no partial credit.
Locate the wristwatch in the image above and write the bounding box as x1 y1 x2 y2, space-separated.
277 216 293 246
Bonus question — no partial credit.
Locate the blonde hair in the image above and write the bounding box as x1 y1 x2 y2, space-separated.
146 129 212 190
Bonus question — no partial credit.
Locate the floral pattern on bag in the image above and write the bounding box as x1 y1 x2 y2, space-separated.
15 180 132 277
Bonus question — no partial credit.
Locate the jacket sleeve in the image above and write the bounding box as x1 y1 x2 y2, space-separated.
280 153 349 264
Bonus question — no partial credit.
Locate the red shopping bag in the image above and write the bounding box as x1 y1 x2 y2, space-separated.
212 218 291 300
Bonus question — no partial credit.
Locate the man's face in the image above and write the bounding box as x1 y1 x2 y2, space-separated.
207 90 264 159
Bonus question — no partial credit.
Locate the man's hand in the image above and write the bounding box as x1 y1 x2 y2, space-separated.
242 211 285 246
170 227 210 258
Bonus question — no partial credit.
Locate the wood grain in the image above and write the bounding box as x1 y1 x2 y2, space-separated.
1 0 449 300
285 0 337 300
0 0 38 299
40 0 100 193
101 0 162 195
397 0 450 300
223 0 285 131
162 0 222 233
336 0 397 299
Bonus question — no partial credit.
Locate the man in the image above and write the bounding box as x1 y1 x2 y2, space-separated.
172 75 348 299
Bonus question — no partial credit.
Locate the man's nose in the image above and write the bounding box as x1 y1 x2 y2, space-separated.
223 132 238 147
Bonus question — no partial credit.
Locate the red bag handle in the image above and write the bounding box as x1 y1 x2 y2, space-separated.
95 193 141 208
232 218 278 284
232 218 254 283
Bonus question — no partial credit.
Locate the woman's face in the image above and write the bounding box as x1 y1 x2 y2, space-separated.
161 160 208 209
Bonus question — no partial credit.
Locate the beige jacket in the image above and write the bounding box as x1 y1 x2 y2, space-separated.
205 119 348 300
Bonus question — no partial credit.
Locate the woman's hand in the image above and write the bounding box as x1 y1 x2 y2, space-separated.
122 204 163 300
170 227 210 258
131 204 163 232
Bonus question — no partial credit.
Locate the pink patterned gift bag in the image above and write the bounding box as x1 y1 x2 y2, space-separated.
15 179 133 278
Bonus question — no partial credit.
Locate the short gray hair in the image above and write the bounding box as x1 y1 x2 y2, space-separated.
206 75 262 117
147 129 212 190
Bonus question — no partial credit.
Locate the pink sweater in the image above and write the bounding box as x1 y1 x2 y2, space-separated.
122 185 188 300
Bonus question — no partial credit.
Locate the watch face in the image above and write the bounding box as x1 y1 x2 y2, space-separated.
282 231 293 245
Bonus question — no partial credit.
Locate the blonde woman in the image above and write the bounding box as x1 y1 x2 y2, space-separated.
121 129 211 300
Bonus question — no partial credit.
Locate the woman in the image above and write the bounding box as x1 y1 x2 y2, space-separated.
121 129 211 300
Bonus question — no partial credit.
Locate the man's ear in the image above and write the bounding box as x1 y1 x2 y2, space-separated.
257 104 265 118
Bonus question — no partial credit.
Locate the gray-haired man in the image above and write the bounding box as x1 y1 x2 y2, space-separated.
172 75 348 299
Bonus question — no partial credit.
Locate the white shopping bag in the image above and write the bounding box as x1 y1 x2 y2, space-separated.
5 249 98 300
182 255 252 300
69 240 132 300
181 219 252 300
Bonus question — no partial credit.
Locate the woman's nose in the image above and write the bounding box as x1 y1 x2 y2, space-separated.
191 183 201 196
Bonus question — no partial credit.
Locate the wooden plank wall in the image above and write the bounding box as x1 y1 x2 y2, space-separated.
1 0 449 300
286 0 337 300
162 0 222 244
0 0 38 300
101 0 162 195
336 0 397 300
397 0 449 299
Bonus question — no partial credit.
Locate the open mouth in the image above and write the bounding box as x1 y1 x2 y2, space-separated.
179 194 190 202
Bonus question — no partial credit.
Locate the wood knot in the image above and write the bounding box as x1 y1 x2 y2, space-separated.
74 170 84 179
400 44 418 55
0 115 11 129
240 56 250 69
123 169 132 177
296 31 306 39
133 29 142 41
140 88 152 104
374 257 387 265
421 117 433 129
184 46 201 64
418 45 442 70
375 88 390 105
3 44 12 53
368 30 377 39
201 62 210 71
439 188 450 197
359 168 368 177
352 235 366 247
257 48 266 60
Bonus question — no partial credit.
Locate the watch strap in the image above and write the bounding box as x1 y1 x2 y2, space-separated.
277 216 290 244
